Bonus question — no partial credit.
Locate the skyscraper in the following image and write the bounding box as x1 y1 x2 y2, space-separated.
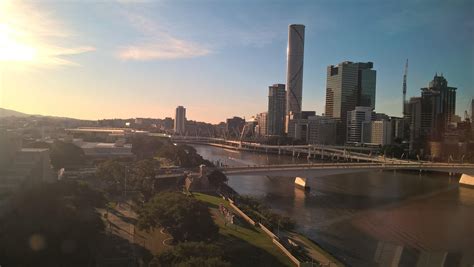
285 24 305 132
174 106 186 135
420 74 456 140
267 84 286 136
325 61 376 143
406 97 422 152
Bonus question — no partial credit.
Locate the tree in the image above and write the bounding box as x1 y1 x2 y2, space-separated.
50 140 85 170
137 192 218 242
131 136 167 159
130 159 160 202
96 159 126 194
157 144 214 168
207 170 228 187
149 242 230 267
0 181 105 266
381 144 405 158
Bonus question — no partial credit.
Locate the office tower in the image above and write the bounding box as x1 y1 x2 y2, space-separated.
267 84 286 136
174 106 186 135
325 61 376 143
346 106 373 143
256 112 268 136
406 97 422 152
307 116 337 145
285 24 305 132
420 74 457 140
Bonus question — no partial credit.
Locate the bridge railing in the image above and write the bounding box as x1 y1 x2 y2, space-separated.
219 162 474 172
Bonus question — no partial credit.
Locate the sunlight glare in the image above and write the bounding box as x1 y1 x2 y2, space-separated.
0 24 37 62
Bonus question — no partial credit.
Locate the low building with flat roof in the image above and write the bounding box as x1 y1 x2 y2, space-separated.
72 139 134 159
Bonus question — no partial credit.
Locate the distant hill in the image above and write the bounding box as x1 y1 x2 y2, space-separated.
0 108 29 118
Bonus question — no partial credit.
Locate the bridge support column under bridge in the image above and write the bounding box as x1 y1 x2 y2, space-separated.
460 174 474 187
295 177 310 190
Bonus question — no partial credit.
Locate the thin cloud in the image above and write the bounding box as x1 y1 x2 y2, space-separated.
116 11 211 61
0 1 95 68
118 39 210 60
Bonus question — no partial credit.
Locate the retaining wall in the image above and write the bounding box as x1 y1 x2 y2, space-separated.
229 202 256 226
258 222 278 240
272 238 301 266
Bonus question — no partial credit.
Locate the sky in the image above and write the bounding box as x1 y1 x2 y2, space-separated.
0 0 473 123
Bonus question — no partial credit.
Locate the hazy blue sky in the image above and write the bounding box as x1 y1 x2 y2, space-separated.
1 0 473 123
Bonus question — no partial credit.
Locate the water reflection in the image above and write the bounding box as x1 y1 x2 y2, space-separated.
374 240 473 267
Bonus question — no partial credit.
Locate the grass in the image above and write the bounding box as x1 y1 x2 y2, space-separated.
194 192 293 267
291 233 344 266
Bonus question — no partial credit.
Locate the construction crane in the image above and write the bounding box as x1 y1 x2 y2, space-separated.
402 59 408 116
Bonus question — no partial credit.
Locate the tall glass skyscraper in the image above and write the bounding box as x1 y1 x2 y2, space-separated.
285 24 305 132
420 74 456 140
325 61 376 144
267 84 286 136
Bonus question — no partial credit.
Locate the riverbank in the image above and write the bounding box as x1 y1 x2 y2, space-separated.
217 183 343 266
193 192 294 266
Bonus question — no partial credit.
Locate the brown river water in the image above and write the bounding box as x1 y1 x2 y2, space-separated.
193 144 474 267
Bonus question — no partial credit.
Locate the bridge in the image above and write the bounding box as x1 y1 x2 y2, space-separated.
217 162 474 188
170 136 400 163
218 162 474 177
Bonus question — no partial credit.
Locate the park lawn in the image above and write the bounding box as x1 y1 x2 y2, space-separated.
193 193 293 267
290 233 344 267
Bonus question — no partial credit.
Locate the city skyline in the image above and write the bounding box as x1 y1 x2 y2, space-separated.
0 0 473 123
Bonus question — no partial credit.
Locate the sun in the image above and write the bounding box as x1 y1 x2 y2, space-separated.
0 23 37 62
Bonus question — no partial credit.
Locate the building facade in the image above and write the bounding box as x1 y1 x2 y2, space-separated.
406 97 422 152
325 61 376 144
287 111 315 142
285 24 305 132
362 120 392 146
346 106 373 144
174 106 186 135
307 116 337 145
420 74 456 140
256 112 268 136
267 84 286 136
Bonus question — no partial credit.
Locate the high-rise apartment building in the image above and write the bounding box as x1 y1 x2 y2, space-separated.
325 61 376 144
267 84 286 136
285 24 305 132
174 106 186 135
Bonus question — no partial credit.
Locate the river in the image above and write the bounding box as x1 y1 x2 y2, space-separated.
193 144 474 267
